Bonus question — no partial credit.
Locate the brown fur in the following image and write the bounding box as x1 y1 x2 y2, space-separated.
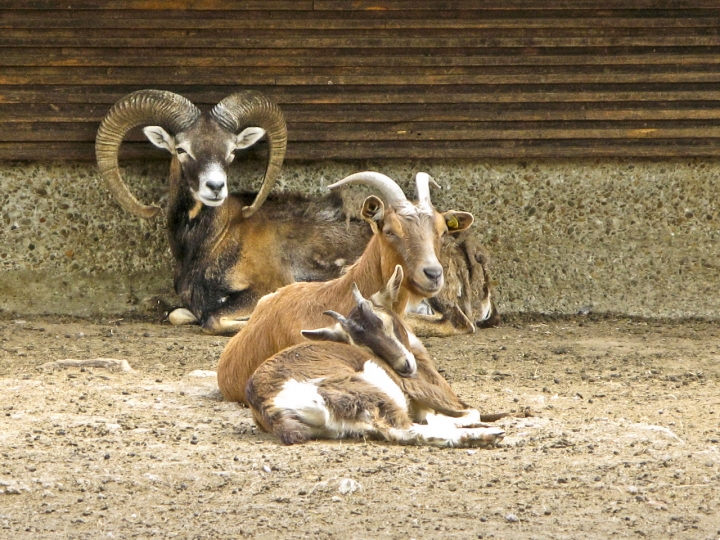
246 341 464 443
243 268 506 446
100 92 498 337
218 196 472 404
219 234 401 403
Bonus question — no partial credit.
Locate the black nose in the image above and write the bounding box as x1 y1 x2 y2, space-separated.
206 180 224 194
397 358 416 378
423 266 442 281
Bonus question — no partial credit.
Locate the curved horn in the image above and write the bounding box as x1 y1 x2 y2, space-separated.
95 89 201 219
415 172 441 214
210 91 287 218
323 310 347 324
328 171 407 208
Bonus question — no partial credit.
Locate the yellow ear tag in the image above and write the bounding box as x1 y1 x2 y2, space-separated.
447 215 459 229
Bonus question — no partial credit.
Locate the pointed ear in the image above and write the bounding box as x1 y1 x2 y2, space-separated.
301 325 350 344
443 211 474 233
143 126 176 153
386 264 404 302
235 127 266 150
370 265 403 309
361 195 385 232
351 284 366 307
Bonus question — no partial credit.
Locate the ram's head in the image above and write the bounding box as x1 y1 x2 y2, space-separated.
95 90 287 219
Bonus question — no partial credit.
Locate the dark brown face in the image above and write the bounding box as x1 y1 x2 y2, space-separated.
174 117 235 206
342 299 417 377
143 114 266 208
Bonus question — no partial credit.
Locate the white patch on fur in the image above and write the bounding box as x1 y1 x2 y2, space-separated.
359 361 407 412
274 378 375 439
393 201 419 217
386 417 505 447
323 416 375 440
407 331 423 352
334 258 346 267
391 338 417 376
425 409 481 428
410 300 434 316
197 163 228 206
273 379 328 428
404 423 504 447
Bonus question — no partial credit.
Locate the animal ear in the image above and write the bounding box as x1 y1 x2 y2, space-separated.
361 195 385 230
387 265 404 301
351 284 366 307
301 325 350 344
443 211 474 233
143 126 176 153
235 127 266 150
371 265 403 309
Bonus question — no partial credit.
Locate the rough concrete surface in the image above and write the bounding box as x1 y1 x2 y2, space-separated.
0 157 718 319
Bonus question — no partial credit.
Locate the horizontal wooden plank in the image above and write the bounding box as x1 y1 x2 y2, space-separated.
314 1 720 9
6 102 720 123
5 84 720 106
4 12 720 29
7 121 720 143
4 1 312 10
6 139 720 162
289 125 720 141
3 5 720 160
289 139 720 159
4 67 720 86
4 33 720 49
5 49 720 69
0 68 278 86
7 25 718 37
0 15 720 32
6 1 720 9
26 27 689 39
0 15 720 31
5 8 720 24
275 72 720 85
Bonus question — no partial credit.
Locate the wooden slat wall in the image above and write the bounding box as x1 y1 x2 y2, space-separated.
2 1 720 160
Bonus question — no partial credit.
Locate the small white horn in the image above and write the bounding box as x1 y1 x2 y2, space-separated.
415 172 440 213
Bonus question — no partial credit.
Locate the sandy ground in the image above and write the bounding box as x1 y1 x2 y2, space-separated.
1 314 719 539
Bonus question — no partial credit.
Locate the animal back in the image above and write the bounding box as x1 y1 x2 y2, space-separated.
216 280 356 404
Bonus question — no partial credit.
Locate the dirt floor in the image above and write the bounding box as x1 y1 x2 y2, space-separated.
0 314 719 539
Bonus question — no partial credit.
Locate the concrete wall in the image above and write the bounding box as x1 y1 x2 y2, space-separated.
1 158 718 320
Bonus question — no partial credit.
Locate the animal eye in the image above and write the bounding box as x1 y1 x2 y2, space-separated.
176 147 187 155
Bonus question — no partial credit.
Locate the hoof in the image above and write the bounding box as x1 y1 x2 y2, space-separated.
460 427 505 448
168 308 199 326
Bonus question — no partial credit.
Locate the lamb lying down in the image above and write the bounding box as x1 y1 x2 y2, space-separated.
245 265 506 448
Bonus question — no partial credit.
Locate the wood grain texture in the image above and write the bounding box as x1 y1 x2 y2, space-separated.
2 3 719 160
